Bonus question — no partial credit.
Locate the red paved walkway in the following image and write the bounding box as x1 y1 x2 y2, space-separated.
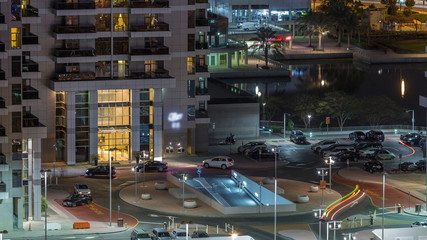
333 173 424 208
55 199 138 228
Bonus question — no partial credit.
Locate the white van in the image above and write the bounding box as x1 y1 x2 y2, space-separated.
241 22 259 31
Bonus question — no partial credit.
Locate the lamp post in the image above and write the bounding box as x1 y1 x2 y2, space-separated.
40 169 51 240
327 221 342 240
272 146 280 240
283 113 290 139
325 157 334 193
308 114 312 131
406 110 415 132
262 102 266 121
313 209 325 240
343 232 355 240
181 174 188 208
382 171 387 240
131 166 138 202
108 147 118 227
317 168 328 207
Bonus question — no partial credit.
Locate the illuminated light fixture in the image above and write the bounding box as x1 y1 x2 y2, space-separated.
401 78 405 98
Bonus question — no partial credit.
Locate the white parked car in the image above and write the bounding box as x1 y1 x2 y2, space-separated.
374 149 396 160
311 140 341 153
202 156 234 169
170 228 188 239
74 183 91 195
359 147 382 158
322 146 355 158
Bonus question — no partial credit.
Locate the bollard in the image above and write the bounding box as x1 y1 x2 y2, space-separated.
217 225 219 234
206 225 208 233
196 224 198 231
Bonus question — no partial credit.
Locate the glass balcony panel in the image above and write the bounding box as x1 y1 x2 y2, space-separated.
55 1 96 10
22 33 39 45
56 72 96 81
22 6 39 17
0 70 4 80
131 0 169 8
22 60 39 72
54 25 96 34
131 23 169 32
23 86 39 99
196 87 208 95
196 18 208 26
0 42 4 52
131 46 169 55
195 42 208 49
195 65 208 72
55 49 95 57
0 14 4 24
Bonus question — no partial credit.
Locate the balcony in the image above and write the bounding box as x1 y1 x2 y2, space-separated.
54 48 97 63
22 33 41 51
196 42 208 50
195 109 210 124
55 1 95 10
53 25 97 40
130 0 170 14
196 0 208 3
130 23 171 38
22 5 41 24
0 127 6 144
0 181 8 199
51 69 175 91
0 69 5 87
196 65 208 72
196 19 209 27
56 72 96 81
131 46 171 61
0 98 6 115
23 112 45 128
0 42 6 59
0 14 5 31
196 87 208 95
23 86 39 100
22 60 41 79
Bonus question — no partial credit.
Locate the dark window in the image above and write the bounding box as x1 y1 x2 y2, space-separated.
12 56 21 77
12 112 21 133
12 84 21 105
188 11 195 28
187 105 195 121
188 34 195 51
12 170 22 188
187 80 195 98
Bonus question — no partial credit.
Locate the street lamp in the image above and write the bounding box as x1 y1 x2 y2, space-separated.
343 232 356 240
108 147 118 227
40 169 51 240
325 157 334 193
382 171 388 240
313 209 325 240
307 114 312 131
262 102 266 121
180 174 188 208
406 110 415 132
327 221 342 240
272 146 280 240
283 113 290 139
317 168 328 207
131 166 138 202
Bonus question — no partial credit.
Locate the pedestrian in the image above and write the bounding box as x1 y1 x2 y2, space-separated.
313 45 316 51
256 63 259 69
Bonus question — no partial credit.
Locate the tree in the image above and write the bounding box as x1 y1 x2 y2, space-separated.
405 0 415 10
264 95 283 126
311 12 330 49
317 91 360 131
248 26 283 69
297 11 317 47
320 0 353 46
293 94 320 129
360 96 404 126
380 0 398 15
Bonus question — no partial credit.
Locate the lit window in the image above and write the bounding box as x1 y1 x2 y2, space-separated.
11 28 21 49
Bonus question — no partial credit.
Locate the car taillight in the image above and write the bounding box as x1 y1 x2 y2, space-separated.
228 161 233 165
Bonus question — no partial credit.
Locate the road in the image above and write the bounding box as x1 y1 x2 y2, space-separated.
39 135 427 240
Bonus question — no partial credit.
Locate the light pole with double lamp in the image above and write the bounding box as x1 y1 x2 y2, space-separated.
313 209 325 240
272 146 280 240
406 110 415 132
180 174 188 208
327 220 341 240
40 169 51 240
307 114 312 131
325 157 334 193
317 168 328 207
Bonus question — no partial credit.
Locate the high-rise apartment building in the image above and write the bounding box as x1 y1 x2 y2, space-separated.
0 0 210 230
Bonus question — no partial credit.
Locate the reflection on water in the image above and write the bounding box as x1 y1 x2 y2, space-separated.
225 59 427 126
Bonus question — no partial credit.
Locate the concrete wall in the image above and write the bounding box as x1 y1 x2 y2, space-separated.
209 103 259 140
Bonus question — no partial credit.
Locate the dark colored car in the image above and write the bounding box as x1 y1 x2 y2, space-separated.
363 160 384 173
398 162 417 171
134 161 168 172
400 133 423 146
290 130 306 144
319 144 353 155
353 142 383 151
247 146 274 159
416 160 426 171
365 130 385 142
420 138 426 148
349 131 366 141
330 150 360 162
237 141 266 154
191 231 209 238
85 166 116 177
62 194 92 207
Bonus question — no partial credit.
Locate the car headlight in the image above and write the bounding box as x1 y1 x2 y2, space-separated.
78 191 82 194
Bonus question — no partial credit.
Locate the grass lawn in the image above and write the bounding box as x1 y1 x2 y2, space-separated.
388 39 427 53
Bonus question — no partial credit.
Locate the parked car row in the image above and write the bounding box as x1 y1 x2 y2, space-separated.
290 130 307 144
400 132 426 147
237 141 276 159
133 161 168 172
131 227 209 240
398 160 426 171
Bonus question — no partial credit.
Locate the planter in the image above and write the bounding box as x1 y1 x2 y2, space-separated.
262 177 275 184
154 182 168 190
310 186 319 192
183 200 198 209
141 193 151 200
297 195 309 203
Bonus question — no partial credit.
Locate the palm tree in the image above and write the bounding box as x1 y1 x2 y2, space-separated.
296 11 317 47
248 26 283 69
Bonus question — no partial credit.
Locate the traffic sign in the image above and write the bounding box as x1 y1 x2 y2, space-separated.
197 169 202 178
320 180 327 189
196 165 202 170
325 117 330 125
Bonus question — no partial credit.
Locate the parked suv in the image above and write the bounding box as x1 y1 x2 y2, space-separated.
237 141 266 154
365 130 385 142
152 228 172 240
349 131 366 141
363 160 384 173
400 133 423 146
290 130 306 144
85 166 116 177
130 229 152 240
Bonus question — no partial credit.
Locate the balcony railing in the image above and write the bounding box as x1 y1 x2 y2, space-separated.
55 1 96 10
0 70 4 80
130 69 170 79
131 46 169 55
196 18 209 26
0 14 4 24
196 0 208 3
22 6 39 17
188 0 195 4
131 23 169 32
54 25 96 34
22 33 39 45
196 42 208 49
22 60 39 72
0 42 4 52
23 86 39 99
23 112 44 127
0 98 5 108
196 65 208 72
131 0 169 8
56 72 96 81
196 87 208 95
55 48 95 57
0 181 5 192
196 109 208 118
0 126 5 137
